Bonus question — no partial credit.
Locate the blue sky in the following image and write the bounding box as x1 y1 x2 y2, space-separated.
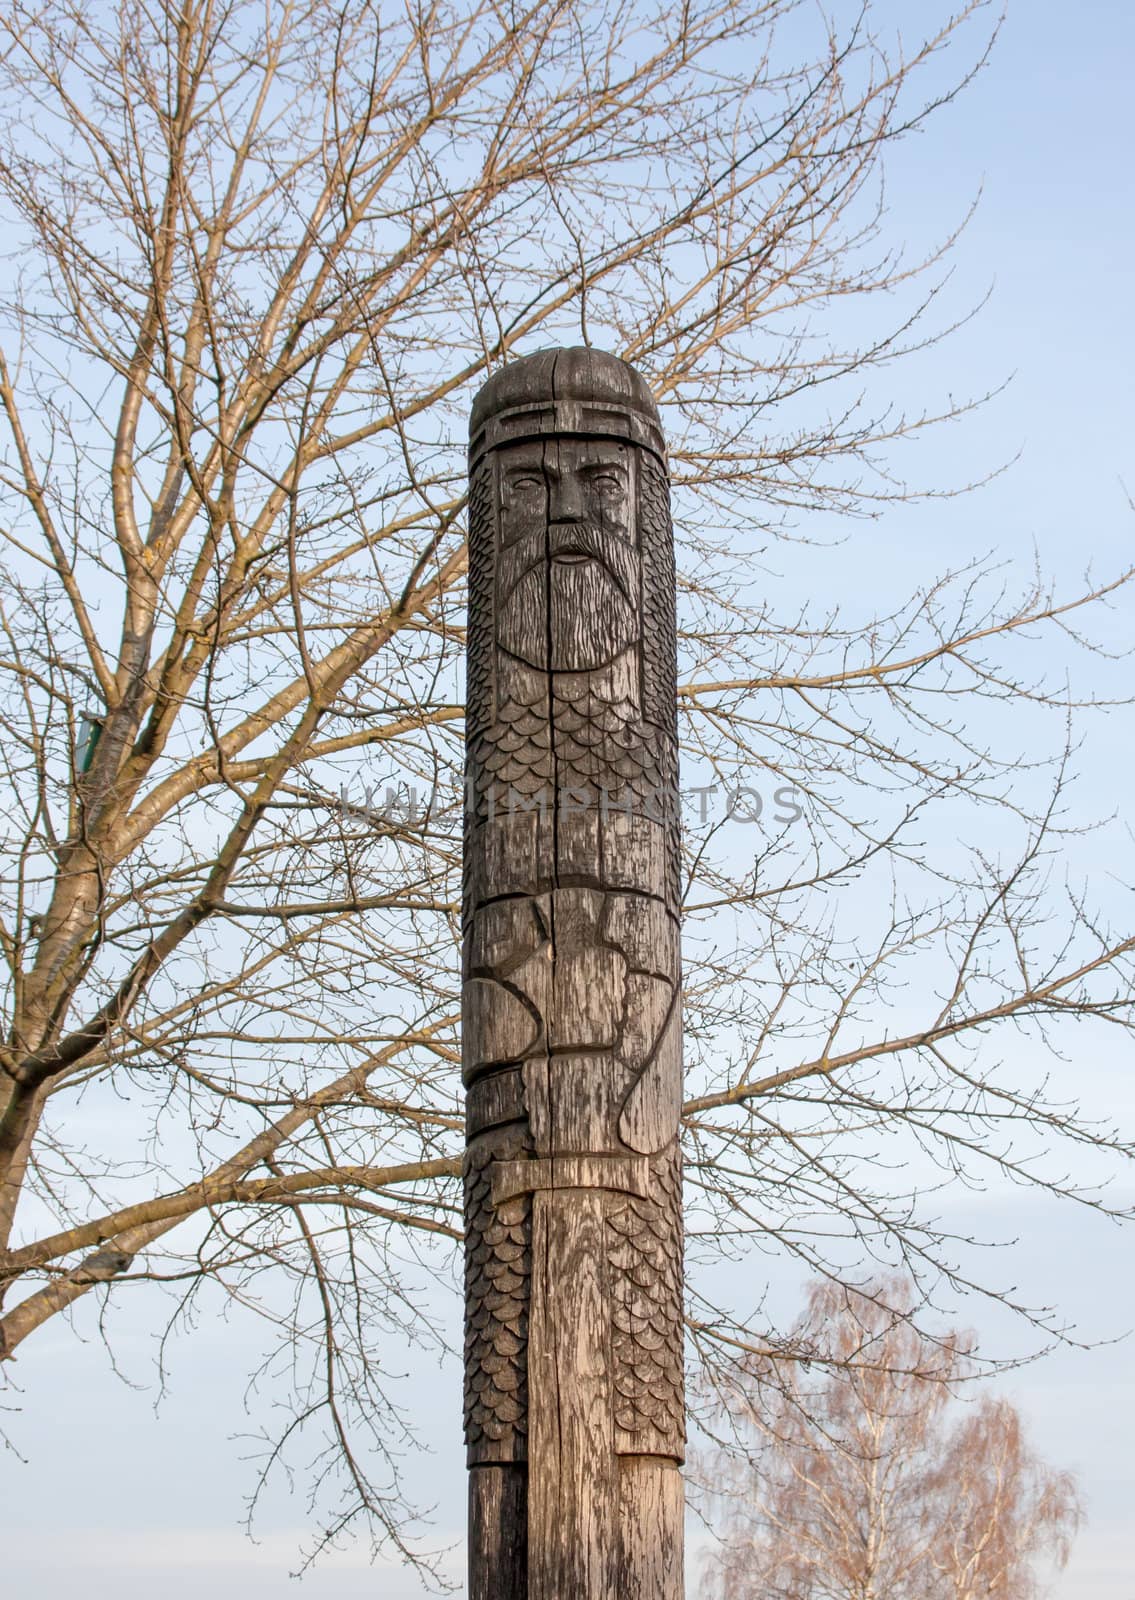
3 2 1134 1595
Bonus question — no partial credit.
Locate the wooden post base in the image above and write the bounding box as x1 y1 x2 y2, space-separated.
469 1465 527 1600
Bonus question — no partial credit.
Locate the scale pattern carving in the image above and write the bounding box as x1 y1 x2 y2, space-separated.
609 1143 685 1453
464 1128 532 1462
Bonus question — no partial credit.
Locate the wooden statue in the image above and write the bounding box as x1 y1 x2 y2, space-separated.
463 348 684 1599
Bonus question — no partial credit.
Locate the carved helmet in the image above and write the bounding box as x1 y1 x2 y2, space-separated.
468 347 666 467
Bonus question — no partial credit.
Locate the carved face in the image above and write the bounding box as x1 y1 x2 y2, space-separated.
494 437 641 672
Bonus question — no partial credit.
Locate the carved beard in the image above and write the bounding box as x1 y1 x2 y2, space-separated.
497 522 640 672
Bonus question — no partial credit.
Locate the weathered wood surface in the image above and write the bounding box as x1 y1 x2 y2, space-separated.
468 1464 527 1600
463 348 685 1598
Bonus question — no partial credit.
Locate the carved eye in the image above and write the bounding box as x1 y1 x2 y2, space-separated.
590 472 624 495
507 473 544 497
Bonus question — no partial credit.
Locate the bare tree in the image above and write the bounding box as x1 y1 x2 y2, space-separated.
0 0 1129 1567
925 1396 1082 1600
697 1277 1082 1600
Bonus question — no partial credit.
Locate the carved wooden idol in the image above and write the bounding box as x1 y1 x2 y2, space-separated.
463 348 684 1599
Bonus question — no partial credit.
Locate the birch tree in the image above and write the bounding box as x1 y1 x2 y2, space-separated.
698 1277 1082 1600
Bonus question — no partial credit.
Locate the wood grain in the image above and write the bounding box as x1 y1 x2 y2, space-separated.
469 1464 527 1600
464 349 685 1598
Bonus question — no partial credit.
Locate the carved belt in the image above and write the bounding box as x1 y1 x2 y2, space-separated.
491 1154 651 1206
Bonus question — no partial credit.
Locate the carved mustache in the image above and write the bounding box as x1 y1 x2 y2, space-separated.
548 524 608 562
500 521 639 608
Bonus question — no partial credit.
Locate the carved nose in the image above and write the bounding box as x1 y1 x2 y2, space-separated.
548 479 584 523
